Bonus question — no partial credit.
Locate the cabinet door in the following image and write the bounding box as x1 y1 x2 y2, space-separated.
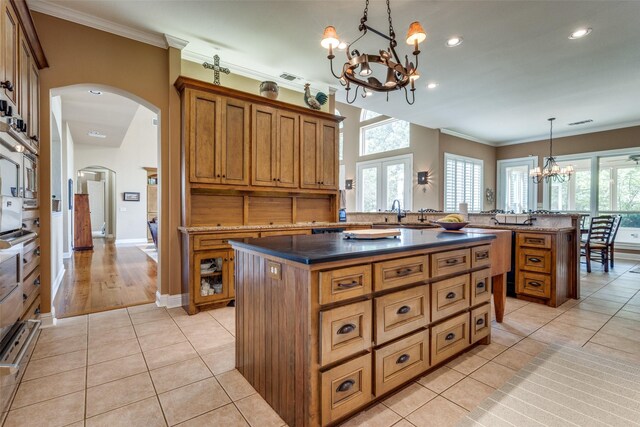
220 98 249 185
300 116 320 189
28 61 39 143
251 104 277 186
2 1 18 105
17 29 30 120
189 90 221 183
194 251 231 304
276 111 299 188
319 120 338 190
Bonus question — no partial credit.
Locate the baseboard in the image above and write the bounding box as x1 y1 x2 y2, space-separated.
155 291 183 309
616 252 640 261
115 238 148 246
51 266 66 303
40 312 55 329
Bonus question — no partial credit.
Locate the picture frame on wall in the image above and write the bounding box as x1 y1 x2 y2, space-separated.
123 192 140 202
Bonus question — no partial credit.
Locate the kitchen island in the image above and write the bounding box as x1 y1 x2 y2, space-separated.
231 229 497 426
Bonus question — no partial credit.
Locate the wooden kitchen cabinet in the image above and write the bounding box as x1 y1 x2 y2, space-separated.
187 90 249 185
300 117 338 190
193 250 234 305
28 60 38 142
252 106 299 188
2 0 18 107
17 27 29 120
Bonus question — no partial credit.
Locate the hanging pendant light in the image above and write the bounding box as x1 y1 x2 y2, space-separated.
320 0 427 105
529 118 574 184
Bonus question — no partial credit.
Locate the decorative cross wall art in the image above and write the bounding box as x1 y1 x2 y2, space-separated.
202 54 230 85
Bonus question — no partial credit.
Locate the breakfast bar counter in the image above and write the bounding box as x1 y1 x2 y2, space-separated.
231 229 498 426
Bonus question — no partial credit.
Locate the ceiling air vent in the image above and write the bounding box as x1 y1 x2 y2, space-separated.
279 72 301 81
568 119 593 126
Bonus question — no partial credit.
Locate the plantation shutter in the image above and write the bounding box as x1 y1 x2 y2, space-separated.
444 153 483 212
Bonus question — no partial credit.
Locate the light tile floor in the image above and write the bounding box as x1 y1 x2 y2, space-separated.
6 260 640 427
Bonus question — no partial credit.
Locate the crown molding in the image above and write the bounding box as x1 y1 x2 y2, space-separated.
164 34 189 50
27 0 168 48
495 120 640 147
440 128 496 146
181 50 329 95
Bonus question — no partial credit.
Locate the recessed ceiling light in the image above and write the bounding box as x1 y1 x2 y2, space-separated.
446 36 463 47
88 90 102 95
427 82 439 89
569 28 592 39
337 41 348 50
88 130 107 138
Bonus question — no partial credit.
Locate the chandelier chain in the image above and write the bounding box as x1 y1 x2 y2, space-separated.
361 0 369 28
386 0 396 41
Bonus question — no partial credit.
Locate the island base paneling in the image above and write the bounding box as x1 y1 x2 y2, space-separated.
234 237 493 427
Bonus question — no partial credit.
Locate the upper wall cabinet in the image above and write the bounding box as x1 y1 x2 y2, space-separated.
17 27 29 120
28 60 39 143
187 89 250 186
252 105 299 188
301 117 338 191
2 0 18 107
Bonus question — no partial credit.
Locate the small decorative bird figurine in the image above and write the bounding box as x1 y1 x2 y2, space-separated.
304 83 328 110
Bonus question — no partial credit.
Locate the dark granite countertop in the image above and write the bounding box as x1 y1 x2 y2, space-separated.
230 229 495 265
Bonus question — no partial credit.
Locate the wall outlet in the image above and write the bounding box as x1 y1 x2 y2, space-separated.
267 261 282 280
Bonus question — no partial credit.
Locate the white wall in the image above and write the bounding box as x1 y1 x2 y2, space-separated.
74 105 158 243
50 96 65 298
61 123 74 256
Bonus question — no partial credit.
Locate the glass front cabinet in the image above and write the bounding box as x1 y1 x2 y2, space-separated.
193 250 234 304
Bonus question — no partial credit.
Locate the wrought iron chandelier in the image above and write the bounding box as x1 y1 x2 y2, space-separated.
529 118 574 184
320 0 426 105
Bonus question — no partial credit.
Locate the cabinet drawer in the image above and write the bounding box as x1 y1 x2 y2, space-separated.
23 246 40 278
320 301 372 366
194 233 259 250
319 264 372 305
373 255 428 291
471 245 491 268
374 286 429 345
431 249 470 279
431 275 470 322
22 267 40 299
374 330 430 396
431 312 470 365
321 353 372 426
517 271 551 299
260 229 310 237
517 233 551 249
23 237 39 254
471 304 490 344
471 269 491 306
519 248 551 273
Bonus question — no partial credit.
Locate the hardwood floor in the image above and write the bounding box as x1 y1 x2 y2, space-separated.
53 238 157 318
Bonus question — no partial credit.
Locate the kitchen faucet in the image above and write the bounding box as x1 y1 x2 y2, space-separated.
391 199 406 222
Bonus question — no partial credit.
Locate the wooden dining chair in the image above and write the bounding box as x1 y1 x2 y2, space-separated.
608 215 622 268
580 215 615 273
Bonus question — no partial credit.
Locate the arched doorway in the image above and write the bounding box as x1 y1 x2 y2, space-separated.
49 84 161 318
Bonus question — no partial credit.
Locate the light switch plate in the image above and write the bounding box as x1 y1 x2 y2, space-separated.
267 261 282 280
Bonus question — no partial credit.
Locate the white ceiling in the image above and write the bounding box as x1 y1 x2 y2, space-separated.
31 0 640 145
60 89 141 147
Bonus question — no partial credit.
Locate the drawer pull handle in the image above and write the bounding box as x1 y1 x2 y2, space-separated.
528 281 543 287
34 278 40 286
528 257 542 263
337 323 356 335
445 332 456 341
526 238 544 244
396 354 411 364
395 267 413 277
476 252 489 260
446 292 456 300
336 280 360 289
476 281 485 289
445 258 459 265
476 318 485 326
336 379 355 393
397 305 411 315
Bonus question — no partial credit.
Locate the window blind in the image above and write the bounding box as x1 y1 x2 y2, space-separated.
444 153 483 212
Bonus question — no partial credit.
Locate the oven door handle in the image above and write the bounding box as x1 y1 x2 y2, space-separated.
0 319 41 375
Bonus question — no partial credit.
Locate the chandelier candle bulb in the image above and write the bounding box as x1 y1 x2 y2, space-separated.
406 21 427 54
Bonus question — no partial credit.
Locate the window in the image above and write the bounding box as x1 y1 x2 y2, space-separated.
548 158 591 212
497 158 537 212
360 118 410 156
444 153 483 212
356 154 412 212
360 109 382 121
